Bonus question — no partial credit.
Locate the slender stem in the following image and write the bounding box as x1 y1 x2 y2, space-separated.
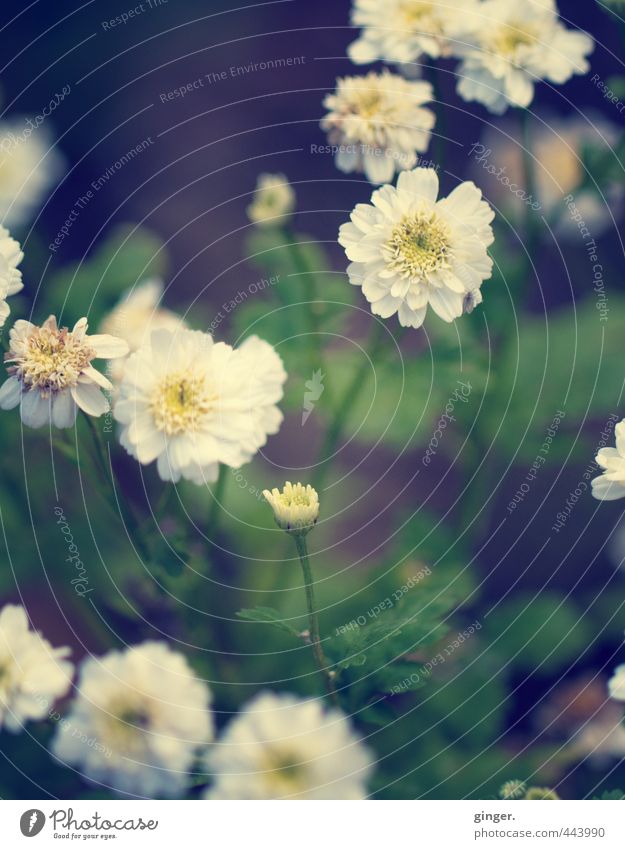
313 320 386 491
293 533 337 702
208 463 228 535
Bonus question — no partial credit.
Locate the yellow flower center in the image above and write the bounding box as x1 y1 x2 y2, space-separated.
385 212 451 280
9 326 94 394
490 23 536 58
263 749 307 793
150 372 215 435
399 1 439 33
351 89 384 119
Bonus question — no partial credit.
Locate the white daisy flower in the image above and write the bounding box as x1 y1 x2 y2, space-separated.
114 328 286 485
0 226 24 328
347 0 481 66
454 0 594 114
0 120 64 230
247 173 295 227
592 421 625 501
321 71 435 185
99 278 186 383
338 167 495 328
608 665 625 702
0 315 128 428
0 604 73 733
263 482 320 535
52 641 213 798
205 692 373 799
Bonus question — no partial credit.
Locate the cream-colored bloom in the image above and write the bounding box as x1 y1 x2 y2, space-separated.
99 278 186 383
52 642 213 798
0 604 73 733
608 665 625 701
472 113 622 237
338 167 494 328
321 71 435 185
114 328 286 485
591 420 625 501
205 692 373 799
348 0 481 65
263 482 319 534
454 0 594 114
0 316 128 428
0 120 64 229
0 226 23 328
499 779 527 799
247 173 295 226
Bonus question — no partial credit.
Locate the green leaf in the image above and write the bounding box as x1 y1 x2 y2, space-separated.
593 790 625 801
236 606 301 637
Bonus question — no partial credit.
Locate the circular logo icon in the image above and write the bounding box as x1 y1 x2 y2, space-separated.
19 810 45 837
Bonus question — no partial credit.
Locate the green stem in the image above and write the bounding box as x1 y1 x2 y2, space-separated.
208 463 228 535
313 321 386 491
293 533 337 702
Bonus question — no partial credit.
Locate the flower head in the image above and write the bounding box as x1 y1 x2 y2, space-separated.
205 692 373 799
52 642 213 798
247 173 295 227
0 226 23 328
99 278 186 383
0 120 64 229
339 167 494 328
524 786 560 800
499 779 527 799
114 328 286 485
0 316 128 428
454 0 594 114
263 482 319 535
591 420 625 501
348 0 481 65
0 604 73 733
608 664 625 701
321 71 435 185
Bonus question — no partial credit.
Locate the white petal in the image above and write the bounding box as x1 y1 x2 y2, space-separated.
88 334 129 359
0 377 21 409
71 383 109 417
428 287 464 323
52 391 78 429
20 390 51 428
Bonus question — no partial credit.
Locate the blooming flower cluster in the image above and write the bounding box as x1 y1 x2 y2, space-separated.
247 173 295 226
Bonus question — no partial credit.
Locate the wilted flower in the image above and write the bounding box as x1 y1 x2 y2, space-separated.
99 278 186 385
0 120 64 229
52 642 213 798
0 604 73 733
348 0 481 65
263 482 319 535
338 167 494 328
0 316 128 428
454 0 594 114
247 173 295 226
205 692 373 799
591 420 625 501
608 664 625 701
114 328 286 485
321 70 435 185
0 226 23 328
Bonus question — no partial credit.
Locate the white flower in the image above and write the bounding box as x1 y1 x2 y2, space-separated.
114 328 286 485
205 692 373 799
99 278 186 383
0 315 129 428
263 482 320 534
347 0 481 65
591 420 625 501
247 173 295 226
0 120 64 229
52 642 213 798
0 226 24 328
321 71 435 185
338 167 494 328
454 0 594 114
472 113 623 237
0 604 73 733
608 665 625 701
